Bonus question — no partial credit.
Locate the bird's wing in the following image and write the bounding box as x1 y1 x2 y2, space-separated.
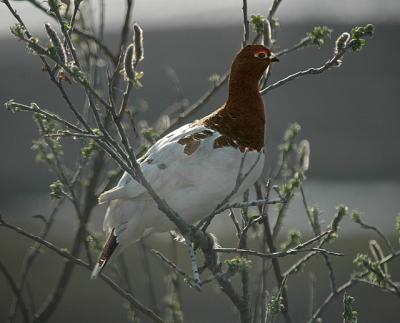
98 123 217 204
98 122 219 233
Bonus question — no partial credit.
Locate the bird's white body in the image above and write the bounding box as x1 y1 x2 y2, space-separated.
99 123 264 250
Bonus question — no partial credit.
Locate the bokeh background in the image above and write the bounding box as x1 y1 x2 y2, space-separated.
1 0 400 322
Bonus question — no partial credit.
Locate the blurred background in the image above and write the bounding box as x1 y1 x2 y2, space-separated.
1 0 400 322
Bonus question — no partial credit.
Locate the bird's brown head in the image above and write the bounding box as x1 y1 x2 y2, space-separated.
201 45 276 151
230 44 278 80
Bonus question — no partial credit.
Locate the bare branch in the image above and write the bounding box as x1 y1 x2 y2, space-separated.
150 249 199 290
218 198 285 213
268 0 284 21
261 39 355 95
0 260 30 323
308 250 400 322
0 215 166 323
139 240 161 314
9 199 65 321
275 37 311 57
353 214 394 252
242 0 249 48
214 246 342 259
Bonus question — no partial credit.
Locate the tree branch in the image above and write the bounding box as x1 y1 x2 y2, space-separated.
0 260 30 323
0 215 166 323
261 39 355 95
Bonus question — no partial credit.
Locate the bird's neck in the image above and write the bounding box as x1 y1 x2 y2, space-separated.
227 72 265 118
202 71 266 151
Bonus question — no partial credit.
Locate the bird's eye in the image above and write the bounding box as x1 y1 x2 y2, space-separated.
255 52 267 59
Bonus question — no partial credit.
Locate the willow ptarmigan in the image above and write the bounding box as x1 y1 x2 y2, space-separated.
91 44 279 278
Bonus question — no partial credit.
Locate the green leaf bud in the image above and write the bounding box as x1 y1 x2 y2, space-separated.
351 210 361 223
307 26 332 48
342 293 358 323
250 14 267 34
331 204 348 233
10 23 26 39
224 256 251 275
49 180 64 199
267 296 285 315
281 230 302 250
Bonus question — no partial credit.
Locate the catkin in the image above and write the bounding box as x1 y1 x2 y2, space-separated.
133 24 144 66
45 23 67 64
124 44 136 81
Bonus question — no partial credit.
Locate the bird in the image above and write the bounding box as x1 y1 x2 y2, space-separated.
91 44 279 279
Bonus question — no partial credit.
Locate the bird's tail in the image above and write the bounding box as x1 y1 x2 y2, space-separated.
91 229 119 279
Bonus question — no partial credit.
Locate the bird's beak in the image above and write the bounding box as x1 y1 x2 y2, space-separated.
269 54 280 63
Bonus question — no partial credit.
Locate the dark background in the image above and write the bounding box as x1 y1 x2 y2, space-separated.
1 20 400 323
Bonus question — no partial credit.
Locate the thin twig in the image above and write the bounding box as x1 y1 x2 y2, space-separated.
139 240 161 314
45 132 101 139
353 278 400 297
150 249 199 290
214 247 342 258
9 200 64 322
238 190 251 323
268 0 284 21
300 186 338 293
275 38 311 57
0 260 30 323
261 39 355 95
255 180 271 323
242 0 249 48
25 0 117 64
309 272 317 318
308 250 400 322
259 181 293 323
118 0 134 55
218 198 285 214
67 0 81 36
353 217 394 252
7 102 85 133
229 209 241 237
0 215 166 323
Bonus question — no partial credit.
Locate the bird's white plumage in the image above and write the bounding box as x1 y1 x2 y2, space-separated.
98 123 265 254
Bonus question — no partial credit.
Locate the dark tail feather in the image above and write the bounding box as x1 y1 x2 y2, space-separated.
91 229 118 279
